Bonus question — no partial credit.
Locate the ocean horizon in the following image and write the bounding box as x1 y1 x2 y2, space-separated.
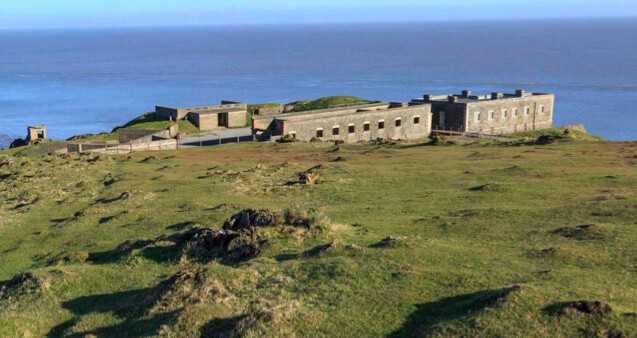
1 18 636 147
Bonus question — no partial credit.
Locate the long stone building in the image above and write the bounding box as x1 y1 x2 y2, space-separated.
155 101 247 131
411 89 554 134
252 102 432 142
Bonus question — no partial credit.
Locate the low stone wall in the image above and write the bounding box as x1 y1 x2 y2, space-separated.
119 129 163 143
87 139 178 155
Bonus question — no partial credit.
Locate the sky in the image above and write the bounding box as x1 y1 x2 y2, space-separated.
1 0 636 28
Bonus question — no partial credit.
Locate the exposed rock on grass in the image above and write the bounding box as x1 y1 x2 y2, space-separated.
223 206 330 232
184 227 267 263
0 155 13 167
1 271 50 298
552 224 606 240
223 209 281 231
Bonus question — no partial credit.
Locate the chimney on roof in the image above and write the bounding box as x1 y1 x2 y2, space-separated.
515 89 525 97
423 94 432 102
491 92 503 100
461 90 471 98
448 95 458 103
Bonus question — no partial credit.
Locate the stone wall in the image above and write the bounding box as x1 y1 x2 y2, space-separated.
119 129 167 143
228 110 247 128
156 103 248 121
272 106 432 142
253 105 284 117
155 106 182 120
422 93 554 134
465 94 555 134
189 110 246 131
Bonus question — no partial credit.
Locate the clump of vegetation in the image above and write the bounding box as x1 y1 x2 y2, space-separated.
551 224 606 240
288 96 371 112
469 183 507 192
430 135 470 146
1 272 50 299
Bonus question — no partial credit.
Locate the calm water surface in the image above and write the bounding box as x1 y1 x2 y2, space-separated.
1 19 636 147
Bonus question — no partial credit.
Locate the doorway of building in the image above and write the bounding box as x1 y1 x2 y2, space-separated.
218 113 229 128
438 111 446 129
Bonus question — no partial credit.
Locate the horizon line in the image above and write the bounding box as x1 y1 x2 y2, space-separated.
1 15 635 31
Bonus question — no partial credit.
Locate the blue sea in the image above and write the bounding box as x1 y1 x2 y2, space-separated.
1 18 636 147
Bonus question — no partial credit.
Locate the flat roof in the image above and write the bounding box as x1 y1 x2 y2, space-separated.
413 92 553 104
190 107 246 115
276 104 428 123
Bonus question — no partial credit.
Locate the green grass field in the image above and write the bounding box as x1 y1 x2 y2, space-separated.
287 96 371 112
0 130 635 337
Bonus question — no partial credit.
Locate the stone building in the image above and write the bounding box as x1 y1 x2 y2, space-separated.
155 101 247 131
411 89 554 134
251 104 284 117
253 102 432 142
27 126 47 142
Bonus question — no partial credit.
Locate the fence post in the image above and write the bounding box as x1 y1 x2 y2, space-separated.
237 132 239 143
218 134 221 145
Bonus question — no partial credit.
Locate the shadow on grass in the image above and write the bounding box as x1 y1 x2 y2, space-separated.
274 242 335 262
47 280 181 337
166 221 194 231
88 238 183 265
387 286 519 337
200 315 247 337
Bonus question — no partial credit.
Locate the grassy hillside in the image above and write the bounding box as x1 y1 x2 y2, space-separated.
288 96 371 112
0 131 635 337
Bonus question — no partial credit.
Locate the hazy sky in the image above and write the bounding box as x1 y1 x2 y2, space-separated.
1 0 636 27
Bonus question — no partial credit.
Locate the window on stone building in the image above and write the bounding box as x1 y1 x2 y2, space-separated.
474 112 480 122
378 120 385 129
488 111 494 120
363 122 370 131
512 108 518 117
316 129 324 138
332 127 340 136
395 118 402 127
501 109 507 118
524 107 530 115
348 124 355 133
539 105 545 113
413 116 420 124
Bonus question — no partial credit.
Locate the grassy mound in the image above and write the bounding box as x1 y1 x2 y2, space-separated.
115 113 200 135
288 96 371 112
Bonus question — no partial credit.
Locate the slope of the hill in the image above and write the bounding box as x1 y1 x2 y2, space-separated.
0 131 635 337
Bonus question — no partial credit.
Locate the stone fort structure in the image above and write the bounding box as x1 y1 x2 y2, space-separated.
252 102 432 142
155 101 247 131
411 89 554 134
